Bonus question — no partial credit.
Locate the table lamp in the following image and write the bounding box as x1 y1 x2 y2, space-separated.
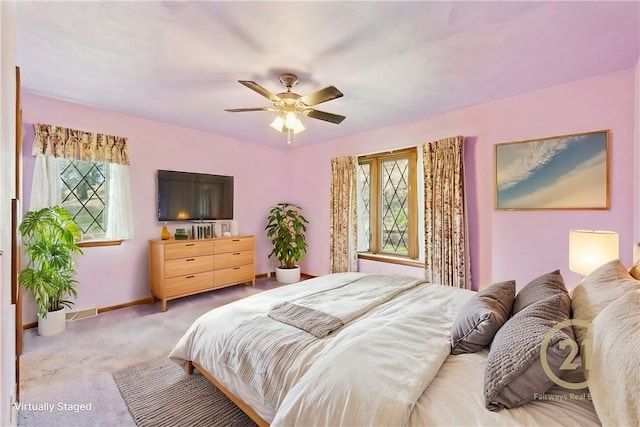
569 230 619 276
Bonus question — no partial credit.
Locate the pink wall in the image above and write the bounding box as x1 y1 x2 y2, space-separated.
292 69 636 292
20 68 637 321
21 93 291 323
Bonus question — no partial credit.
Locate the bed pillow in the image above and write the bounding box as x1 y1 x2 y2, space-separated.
629 260 640 280
571 259 640 346
511 269 567 315
450 280 515 354
587 289 640 427
484 292 573 410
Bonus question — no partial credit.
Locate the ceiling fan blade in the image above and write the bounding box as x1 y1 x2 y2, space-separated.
238 81 281 102
299 86 343 106
303 109 346 124
225 107 278 112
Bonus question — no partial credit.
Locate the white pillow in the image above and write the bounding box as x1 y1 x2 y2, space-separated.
587 290 640 427
570 259 640 345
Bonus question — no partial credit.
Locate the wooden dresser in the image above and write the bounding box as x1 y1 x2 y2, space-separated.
148 235 255 311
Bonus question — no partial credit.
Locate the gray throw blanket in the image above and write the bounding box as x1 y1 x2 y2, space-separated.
268 301 344 338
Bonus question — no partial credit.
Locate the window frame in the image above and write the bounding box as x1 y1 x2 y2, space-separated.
358 147 418 261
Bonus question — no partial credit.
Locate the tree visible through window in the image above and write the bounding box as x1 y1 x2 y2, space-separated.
357 148 417 259
59 159 107 237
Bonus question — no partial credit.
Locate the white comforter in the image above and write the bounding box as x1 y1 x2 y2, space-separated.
169 273 474 426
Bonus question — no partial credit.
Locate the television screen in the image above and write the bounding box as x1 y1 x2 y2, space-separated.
157 170 234 221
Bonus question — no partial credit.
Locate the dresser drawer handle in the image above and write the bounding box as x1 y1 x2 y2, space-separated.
186 258 195 262
185 243 195 247
233 252 241 255
186 275 195 279
232 239 240 242
233 267 241 270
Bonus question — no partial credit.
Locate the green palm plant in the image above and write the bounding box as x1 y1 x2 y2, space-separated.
265 203 309 269
18 206 83 318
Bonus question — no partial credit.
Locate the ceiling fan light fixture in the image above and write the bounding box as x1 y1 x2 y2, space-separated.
292 118 305 134
270 113 305 135
228 73 344 142
284 111 298 129
270 115 285 132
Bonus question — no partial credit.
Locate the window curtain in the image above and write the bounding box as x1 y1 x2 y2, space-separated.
329 156 358 273
105 163 134 240
29 123 133 239
422 136 471 289
29 155 61 210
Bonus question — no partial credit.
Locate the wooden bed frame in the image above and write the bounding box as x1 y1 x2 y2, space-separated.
188 360 270 427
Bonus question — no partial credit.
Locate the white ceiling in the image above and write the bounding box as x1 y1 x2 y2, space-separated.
16 1 640 148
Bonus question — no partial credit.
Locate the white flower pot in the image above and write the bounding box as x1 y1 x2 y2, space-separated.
275 266 301 284
38 307 66 336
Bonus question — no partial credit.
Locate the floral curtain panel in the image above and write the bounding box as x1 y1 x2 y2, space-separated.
33 123 130 165
329 156 358 273
423 136 471 289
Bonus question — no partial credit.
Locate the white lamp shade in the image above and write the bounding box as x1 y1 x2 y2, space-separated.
569 230 619 275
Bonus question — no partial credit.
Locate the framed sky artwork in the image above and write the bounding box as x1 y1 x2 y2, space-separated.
495 130 609 210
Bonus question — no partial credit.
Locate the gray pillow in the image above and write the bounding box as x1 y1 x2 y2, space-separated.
512 269 567 315
450 280 515 354
484 292 574 410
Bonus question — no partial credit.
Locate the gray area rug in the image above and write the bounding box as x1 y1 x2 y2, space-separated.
113 357 257 427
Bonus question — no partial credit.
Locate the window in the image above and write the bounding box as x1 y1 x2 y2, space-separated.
29 123 134 245
357 148 418 259
59 159 107 238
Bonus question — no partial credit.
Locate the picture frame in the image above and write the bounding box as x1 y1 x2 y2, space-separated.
495 129 609 210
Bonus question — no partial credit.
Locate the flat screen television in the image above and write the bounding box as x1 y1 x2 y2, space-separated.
157 170 234 221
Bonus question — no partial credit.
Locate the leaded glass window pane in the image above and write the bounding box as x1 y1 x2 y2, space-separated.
357 163 371 252
380 158 409 255
59 159 107 236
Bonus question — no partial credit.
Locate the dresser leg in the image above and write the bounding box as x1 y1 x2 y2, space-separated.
162 299 167 312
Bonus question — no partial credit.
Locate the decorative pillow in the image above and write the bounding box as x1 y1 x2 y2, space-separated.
629 260 640 280
484 292 574 410
586 290 640 427
511 269 567 315
571 259 640 346
450 280 515 354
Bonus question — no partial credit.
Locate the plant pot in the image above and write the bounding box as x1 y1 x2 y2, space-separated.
38 307 66 336
275 266 301 284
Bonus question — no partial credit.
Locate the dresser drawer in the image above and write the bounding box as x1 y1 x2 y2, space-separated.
164 240 213 260
165 255 213 278
165 271 214 298
215 250 253 269
214 236 254 254
215 264 254 287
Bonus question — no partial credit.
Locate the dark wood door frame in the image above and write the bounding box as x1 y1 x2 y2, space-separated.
14 66 22 402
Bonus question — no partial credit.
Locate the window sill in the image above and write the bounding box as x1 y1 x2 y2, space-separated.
77 239 123 248
358 253 423 268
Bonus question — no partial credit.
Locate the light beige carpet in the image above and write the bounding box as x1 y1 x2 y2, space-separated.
113 357 256 427
18 278 281 426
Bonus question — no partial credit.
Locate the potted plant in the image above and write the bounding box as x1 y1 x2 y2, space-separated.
18 206 83 336
265 203 309 284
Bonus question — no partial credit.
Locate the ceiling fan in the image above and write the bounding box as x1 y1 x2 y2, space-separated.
225 74 346 136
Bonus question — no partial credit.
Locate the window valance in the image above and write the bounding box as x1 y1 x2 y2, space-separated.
32 123 130 165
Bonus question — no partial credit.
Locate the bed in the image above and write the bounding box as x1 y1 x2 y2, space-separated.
169 264 640 427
